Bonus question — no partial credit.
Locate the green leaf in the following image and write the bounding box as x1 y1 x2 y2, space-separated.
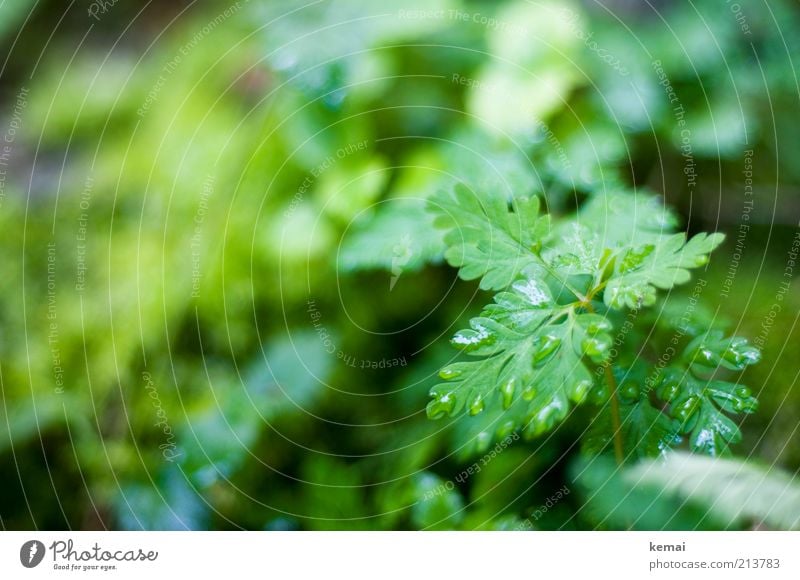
584 392 681 460
428 184 550 290
427 279 595 439
427 182 751 461
655 331 760 456
577 190 679 249
571 455 725 530
604 232 725 309
338 198 445 273
628 453 800 530
685 330 762 372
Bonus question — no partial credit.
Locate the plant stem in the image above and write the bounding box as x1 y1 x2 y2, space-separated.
603 363 625 465
584 300 625 464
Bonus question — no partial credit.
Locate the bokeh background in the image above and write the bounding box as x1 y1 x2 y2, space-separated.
0 0 798 530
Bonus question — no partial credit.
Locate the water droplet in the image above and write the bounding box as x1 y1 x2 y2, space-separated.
426 392 456 419
529 399 567 437
468 394 485 416
570 380 592 403
512 279 549 307
619 382 640 402
532 335 561 365
736 397 758 413
522 385 537 401
674 396 700 423
451 324 495 352
589 383 610 404
499 378 516 409
438 367 462 380
724 344 760 368
581 337 610 362
660 382 680 402
584 316 612 334
741 347 761 365
697 347 714 364
496 420 516 439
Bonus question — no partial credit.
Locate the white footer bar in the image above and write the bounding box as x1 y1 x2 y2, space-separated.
1 532 797 579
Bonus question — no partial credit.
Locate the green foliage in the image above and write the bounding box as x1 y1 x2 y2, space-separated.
339 199 444 274
574 453 800 530
430 184 550 290
603 233 724 309
584 376 682 460
629 453 800 530
2 0 796 532
653 331 760 456
426 183 760 461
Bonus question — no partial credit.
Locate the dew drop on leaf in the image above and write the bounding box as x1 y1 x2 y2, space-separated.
512 279 549 306
589 383 610 404
581 336 610 362
468 394 485 416
570 379 592 404
450 325 496 352
660 381 680 402
619 382 640 402
674 396 701 423
496 420 516 440
528 398 567 438
723 343 761 368
426 392 456 419
532 334 561 365
438 367 462 380
499 378 516 409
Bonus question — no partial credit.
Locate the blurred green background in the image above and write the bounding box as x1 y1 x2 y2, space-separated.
0 0 798 530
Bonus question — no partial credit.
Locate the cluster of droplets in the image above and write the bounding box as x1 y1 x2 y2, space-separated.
606 281 658 310
687 332 762 372
426 367 462 419
450 323 496 353
428 322 595 442
706 382 759 414
670 393 701 425
575 314 613 364
523 396 568 438
656 373 759 428
512 279 550 307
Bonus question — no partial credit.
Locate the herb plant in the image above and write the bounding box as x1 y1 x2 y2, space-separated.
4 0 797 531
425 184 761 463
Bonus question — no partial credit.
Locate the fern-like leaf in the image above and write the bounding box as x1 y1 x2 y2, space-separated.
628 453 800 530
